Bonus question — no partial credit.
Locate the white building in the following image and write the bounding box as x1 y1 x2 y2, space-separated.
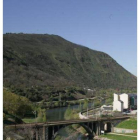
120 93 129 109
113 93 137 112
113 93 123 112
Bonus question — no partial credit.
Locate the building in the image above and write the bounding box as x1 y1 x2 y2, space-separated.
113 93 123 112
129 94 137 106
120 93 129 109
113 93 137 112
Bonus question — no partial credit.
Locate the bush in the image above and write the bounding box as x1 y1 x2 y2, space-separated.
3 88 33 118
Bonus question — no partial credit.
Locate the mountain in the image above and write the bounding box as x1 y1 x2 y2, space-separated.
3 33 137 101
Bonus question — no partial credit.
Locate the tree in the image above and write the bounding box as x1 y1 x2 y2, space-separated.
64 105 72 120
42 110 47 122
3 89 33 118
83 100 88 110
79 101 82 111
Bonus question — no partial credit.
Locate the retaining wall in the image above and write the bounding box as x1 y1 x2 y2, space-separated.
79 112 88 119
114 127 137 133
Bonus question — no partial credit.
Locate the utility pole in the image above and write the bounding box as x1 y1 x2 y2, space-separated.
99 109 101 118
87 106 88 118
92 101 94 118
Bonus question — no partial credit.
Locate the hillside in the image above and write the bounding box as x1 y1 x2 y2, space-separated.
3 33 137 101
3 88 33 124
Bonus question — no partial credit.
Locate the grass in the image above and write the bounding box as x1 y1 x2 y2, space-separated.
116 118 137 129
22 116 46 123
22 118 37 123
100 133 137 140
22 117 46 123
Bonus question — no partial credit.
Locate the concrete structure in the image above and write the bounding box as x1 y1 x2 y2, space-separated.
114 93 120 101
114 127 137 133
113 93 137 111
79 112 88 119
120 93 129 109
113 93 123 112
101 105 113 111
7 117 129 140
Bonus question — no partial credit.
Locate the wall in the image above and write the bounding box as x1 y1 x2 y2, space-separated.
79 112 88 119
114 127 137 133
113 100 123 112
120 93 129 109
114 93 119 101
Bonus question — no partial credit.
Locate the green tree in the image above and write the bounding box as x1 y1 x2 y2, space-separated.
42 109 47 122
64 105 72 120
3 88 33 118
83 100 88 110
79 101 82 111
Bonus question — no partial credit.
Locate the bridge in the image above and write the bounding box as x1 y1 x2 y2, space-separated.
7 116 129 140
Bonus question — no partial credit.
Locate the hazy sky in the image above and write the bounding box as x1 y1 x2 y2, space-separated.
3 0 137 76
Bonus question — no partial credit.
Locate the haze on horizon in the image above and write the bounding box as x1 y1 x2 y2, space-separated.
3 0 137 76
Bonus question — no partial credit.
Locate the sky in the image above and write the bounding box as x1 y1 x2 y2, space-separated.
3 0 137 76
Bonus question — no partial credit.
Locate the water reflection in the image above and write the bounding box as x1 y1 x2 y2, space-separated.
46 102 93 121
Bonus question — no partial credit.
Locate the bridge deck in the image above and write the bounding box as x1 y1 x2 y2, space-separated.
7 116 129 128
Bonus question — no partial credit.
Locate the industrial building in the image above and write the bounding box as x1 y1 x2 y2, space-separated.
113 93 137 112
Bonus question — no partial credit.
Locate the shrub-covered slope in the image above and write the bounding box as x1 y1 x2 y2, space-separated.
3 33 136 101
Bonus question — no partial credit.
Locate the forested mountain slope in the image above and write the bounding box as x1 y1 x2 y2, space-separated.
3 33 136 101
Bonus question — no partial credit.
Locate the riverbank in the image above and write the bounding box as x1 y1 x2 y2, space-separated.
36 97 97 109
55 124 89 140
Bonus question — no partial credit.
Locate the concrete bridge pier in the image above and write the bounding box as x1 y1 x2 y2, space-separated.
52 126 55 140
36 129 39 140
98 121 101 135
95 122 99 135
43 126 48 140
111 122 114 132
103 121 114 133
91 122 93 132
95 121 101 136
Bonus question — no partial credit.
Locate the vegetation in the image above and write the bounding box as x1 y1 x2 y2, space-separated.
100 133 137 140
3 88 33 119
3 88 47 124
116 118 137 129
22 108 46 123
64 105 79 120
3 33 137 102
83 99 88 110
94 100 101 107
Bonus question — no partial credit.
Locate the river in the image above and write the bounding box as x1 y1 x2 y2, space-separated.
46 102 94 140
46 102 94 121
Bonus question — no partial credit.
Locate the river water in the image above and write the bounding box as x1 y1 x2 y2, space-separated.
46 102 94 140
46 102 94 121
